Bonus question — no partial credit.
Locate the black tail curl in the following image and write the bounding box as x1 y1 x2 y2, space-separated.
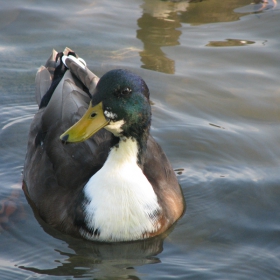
39 51 77 109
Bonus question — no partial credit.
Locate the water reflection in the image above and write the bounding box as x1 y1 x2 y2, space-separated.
255 0 277 11
136 0 266 73
178 0 263 25
137 0 188 74
0 188 25 231
236 0 277 13
207 39 255 47
19 214 165 279
18 193 165 278
20 241 161 279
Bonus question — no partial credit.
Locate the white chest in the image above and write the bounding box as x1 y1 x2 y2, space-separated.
81 138 161 242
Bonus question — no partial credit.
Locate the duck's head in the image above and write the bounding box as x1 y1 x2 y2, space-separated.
60 69 151 143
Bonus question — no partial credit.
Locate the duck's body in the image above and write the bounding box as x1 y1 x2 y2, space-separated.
23 48 185 242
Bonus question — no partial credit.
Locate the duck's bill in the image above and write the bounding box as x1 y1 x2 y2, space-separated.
60 101 109 143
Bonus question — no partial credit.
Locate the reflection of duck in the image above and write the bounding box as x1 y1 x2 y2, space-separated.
20 230 164 279
23 48 185 242
20 212 166 279
136 0 189 74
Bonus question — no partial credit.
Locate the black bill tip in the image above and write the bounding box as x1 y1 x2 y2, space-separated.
60 134 69 144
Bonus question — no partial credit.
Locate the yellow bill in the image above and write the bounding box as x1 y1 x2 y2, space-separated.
60 101 109 143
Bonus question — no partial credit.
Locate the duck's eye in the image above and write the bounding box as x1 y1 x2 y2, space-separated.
114 87 132 98
122 88 131 95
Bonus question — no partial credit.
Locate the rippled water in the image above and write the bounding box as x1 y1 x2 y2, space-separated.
1 0 280 279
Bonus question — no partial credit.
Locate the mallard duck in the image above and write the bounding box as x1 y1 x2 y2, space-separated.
23 48 185 242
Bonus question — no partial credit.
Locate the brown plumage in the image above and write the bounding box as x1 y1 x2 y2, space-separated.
23 48 185 241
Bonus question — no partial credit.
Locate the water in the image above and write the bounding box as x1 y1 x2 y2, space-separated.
1 0 280 279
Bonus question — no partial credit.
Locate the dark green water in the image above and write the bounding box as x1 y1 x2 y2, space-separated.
1 0 280 279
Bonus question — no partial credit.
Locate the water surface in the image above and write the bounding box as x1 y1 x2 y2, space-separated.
1 0 280 279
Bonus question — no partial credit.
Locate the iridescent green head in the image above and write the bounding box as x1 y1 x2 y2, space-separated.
60 69 151 142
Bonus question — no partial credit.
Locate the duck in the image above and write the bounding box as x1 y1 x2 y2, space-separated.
23 48 185 242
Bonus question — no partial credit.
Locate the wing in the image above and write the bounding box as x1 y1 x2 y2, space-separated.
23 49 116 234
144 136 185 224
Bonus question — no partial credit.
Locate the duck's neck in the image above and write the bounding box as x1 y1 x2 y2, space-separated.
104 119 150 167
81 137 161 242
116 133 148 168
110 136 142 166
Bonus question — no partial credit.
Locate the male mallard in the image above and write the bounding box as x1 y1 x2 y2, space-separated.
23 48 185 242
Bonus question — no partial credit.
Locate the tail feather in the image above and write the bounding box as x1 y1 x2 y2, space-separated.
35 47 100 109
35 66 52 106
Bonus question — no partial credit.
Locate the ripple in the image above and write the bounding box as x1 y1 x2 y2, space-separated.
1 0 280 279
